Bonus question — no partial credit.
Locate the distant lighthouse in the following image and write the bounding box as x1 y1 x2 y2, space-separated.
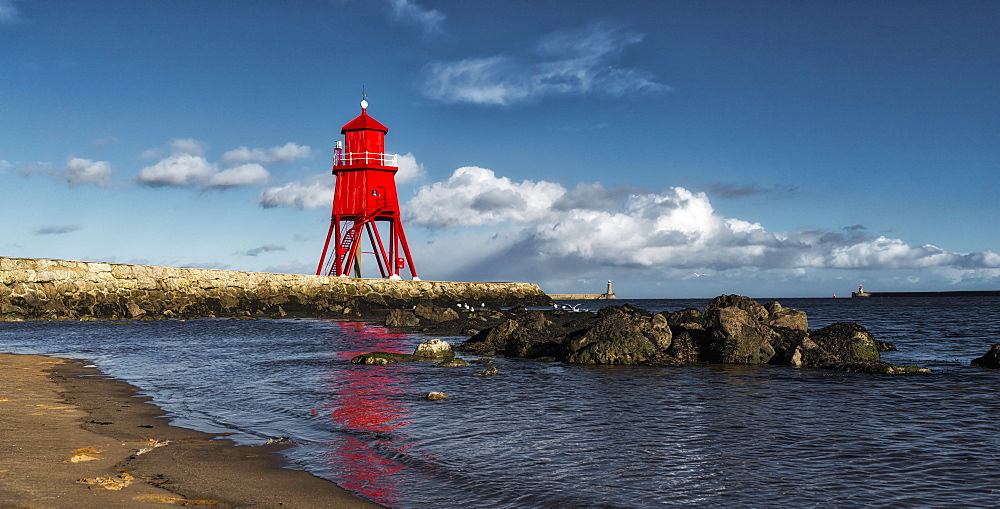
316 96 419 280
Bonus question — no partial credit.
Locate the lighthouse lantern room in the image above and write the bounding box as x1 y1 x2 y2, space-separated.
316 97 419 280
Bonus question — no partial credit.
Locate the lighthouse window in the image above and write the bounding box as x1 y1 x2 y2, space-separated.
372 190 379 196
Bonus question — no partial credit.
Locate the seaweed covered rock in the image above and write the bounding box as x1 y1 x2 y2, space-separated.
666 308 705 330
351 351 418 364
458 309 591 359
705 295 769 322
666 328 706 363
971 344 1000 368
413 338 455 360
764 301 808 331
809 322 881 363
385 309 420 327
444 294 928 374
564 304 673 365
785 322 929 373
353 338 456 365
704 304 779 364
414 302 459 322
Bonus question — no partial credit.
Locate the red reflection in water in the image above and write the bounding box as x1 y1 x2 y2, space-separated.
321 321 416 505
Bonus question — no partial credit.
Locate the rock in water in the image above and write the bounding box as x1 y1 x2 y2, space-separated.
971 344 1000 368
474 367 499 376
704 305 778 365
705 295 769 322
426 391 448 400
666 308 705 330
351 352 410 364
764 301 809 331
564 305 671 365
385 309 420 327
413 338 455 360
459 311 565 359
414 302 459 322
808 322 881 363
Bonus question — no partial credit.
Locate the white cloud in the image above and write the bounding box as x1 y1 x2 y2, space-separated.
221 142 311 165
0 0 22 24
136 153 215 187
422 22 668 106
140 148 163 160
387 0 444 35
93 136 119 148
258 153 426 209
236 244 287 257
400 166 1000 285
405 166 564 227
170 138 205 156
64 157 112 187
34 224 81 235
395 152 426 184
13 161 56 178
206 163 269 189
258 174 334 210
136 139 287 190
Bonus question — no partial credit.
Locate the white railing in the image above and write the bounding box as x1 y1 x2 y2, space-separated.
334 152 398 167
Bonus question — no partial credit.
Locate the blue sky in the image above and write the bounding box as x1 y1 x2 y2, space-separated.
2 0 998 298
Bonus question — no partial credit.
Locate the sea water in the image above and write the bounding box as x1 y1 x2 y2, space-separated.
2 297 999 508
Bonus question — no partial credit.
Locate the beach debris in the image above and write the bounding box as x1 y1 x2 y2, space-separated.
135 439 170 456
266 436 291 444
133 494 223 505
426 391 448 400
69 447 104 463
473 367 499 376
77 472 134 490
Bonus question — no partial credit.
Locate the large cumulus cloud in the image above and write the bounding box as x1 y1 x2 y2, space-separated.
403 166 1000 281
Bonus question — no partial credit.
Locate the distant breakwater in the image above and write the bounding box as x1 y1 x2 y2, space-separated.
852 290 1000 298
0 257 551 321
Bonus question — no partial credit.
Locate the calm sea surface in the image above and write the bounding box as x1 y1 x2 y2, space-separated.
2 297 999 507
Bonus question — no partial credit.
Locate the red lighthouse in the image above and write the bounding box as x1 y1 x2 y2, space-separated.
316 97 419 280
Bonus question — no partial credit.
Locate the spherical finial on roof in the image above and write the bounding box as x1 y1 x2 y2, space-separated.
360 99 369 110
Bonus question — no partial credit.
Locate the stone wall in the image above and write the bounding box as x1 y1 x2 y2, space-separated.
0 257 551 321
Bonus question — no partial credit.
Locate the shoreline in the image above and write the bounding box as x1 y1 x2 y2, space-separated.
0 352 380 508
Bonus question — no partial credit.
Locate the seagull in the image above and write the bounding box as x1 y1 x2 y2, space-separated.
693 273 707 278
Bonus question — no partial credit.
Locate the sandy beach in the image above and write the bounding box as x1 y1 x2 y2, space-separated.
0 352 380 508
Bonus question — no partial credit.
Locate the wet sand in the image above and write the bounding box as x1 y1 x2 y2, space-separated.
0 353 381 508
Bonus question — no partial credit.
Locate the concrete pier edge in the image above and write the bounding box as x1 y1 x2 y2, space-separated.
0 256 551 321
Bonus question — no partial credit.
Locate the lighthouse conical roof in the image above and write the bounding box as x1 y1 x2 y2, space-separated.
341 109 389 134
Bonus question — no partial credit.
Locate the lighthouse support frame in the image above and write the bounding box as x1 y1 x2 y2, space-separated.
315 98 419 280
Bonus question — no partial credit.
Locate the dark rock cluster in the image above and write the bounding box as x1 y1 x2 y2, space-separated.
383 295 931 374
971 344 1000 369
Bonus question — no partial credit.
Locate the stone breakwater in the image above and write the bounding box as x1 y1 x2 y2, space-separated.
0 257 551 321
